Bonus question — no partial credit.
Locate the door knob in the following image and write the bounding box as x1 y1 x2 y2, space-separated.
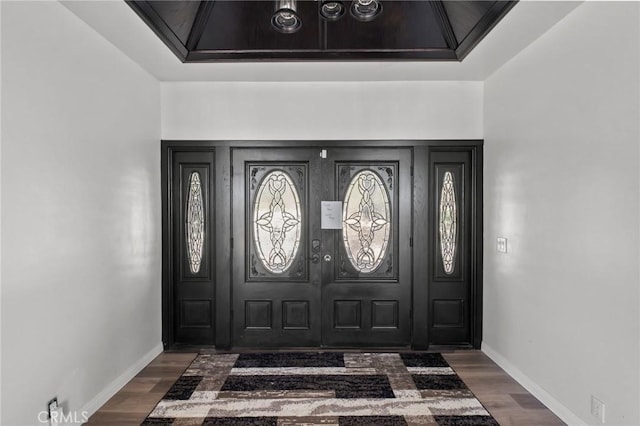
324 254 332 262
311 254 320 264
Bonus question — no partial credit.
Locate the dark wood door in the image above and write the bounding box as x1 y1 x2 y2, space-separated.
232 148 323 347
232 147 412 348
321 148 412 347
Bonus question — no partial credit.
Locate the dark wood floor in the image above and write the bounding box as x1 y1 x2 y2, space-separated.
87 350 565 426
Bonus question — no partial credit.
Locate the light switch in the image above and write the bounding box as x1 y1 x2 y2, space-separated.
497 237 508 253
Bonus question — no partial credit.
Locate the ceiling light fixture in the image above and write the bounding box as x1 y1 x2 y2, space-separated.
350 0 382 22
320 1 346 21
272 0 302 34
272 0 382 34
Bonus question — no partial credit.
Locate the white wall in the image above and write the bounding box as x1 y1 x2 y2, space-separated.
1 2 161 425
484 2 640 425
161 81 483 140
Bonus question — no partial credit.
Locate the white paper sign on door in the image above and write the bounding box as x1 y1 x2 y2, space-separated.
321 201 343 229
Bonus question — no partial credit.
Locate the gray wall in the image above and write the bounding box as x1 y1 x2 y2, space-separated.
1 2 161 424
483 2 640 425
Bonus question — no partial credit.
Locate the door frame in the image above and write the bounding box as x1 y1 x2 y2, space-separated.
162 140 483 350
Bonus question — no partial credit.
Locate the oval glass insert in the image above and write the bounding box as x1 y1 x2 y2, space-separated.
253 170 302 274
439 171 457 274
342 170 391 273
186 171 205 274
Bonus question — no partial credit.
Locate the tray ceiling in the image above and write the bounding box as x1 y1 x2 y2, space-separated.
126 0 517 62
61 1 582 81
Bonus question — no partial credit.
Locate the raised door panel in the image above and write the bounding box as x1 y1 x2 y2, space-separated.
372 300 399 329
282 301 310 330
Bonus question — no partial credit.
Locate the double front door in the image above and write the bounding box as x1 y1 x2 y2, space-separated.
232 147 411 347
165 141 482 350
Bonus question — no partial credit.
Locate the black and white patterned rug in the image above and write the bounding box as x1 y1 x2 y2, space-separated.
142 352 498 425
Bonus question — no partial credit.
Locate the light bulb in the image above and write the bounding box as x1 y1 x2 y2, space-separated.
320 1 346 21
272 0 302 34
351 0 382 22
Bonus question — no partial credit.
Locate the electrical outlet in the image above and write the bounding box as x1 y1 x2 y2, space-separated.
591 395 605 424
496 237 508 253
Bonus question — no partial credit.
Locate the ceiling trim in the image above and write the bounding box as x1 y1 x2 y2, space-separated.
186 1 214 51
124 0 188 61
430 1 458 50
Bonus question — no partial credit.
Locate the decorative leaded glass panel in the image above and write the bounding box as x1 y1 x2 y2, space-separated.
186 171 205 274
439 171 457 274
342 170 391 273
253 170 302 274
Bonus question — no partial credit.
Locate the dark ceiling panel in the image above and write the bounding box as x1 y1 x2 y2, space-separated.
442 0 495 45
197 1 320 51
326 1 447 51
196 1 448 52
148 0 202 45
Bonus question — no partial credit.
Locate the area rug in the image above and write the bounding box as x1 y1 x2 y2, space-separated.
142 352 498 425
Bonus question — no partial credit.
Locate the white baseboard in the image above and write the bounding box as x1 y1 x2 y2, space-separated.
482 343 585 426
80 342 164 420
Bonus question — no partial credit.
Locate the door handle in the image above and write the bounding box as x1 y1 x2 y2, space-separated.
324 254 332 262
311 254 320 264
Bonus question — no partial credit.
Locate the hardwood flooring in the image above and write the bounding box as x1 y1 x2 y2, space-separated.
441 352 564 426
86 350 564 426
